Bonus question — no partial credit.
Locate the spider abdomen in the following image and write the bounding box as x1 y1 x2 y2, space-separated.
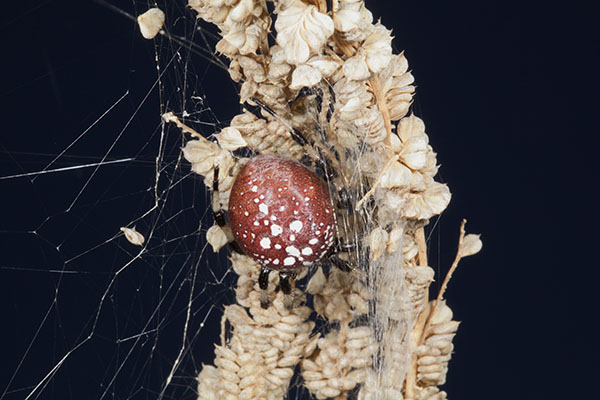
228 155 336 270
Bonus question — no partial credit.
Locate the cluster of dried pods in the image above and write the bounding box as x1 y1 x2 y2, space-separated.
139 1 482 399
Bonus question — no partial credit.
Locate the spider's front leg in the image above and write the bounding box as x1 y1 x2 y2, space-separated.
328 253 353 273
326 238 367 273
212 165 227 227
212 164 243 254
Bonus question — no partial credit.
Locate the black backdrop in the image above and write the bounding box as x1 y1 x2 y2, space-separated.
1 1 596 399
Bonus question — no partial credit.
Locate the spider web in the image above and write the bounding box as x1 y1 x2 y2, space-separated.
1 1 349 399
0 2 244 399
0 1 446 399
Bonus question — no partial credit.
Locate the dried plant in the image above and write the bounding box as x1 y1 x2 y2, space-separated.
154 1 482 398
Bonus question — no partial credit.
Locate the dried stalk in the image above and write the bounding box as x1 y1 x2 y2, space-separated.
145 1 483 399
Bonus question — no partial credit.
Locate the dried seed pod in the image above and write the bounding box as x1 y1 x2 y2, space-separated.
302 326 375 399
342 24 393 80
215 127 248 151
137 8 164 40
333 0 373 42
275 0 334 65
460 234 483 257
120 227 145 246
379 53 415 121
207 224 230 252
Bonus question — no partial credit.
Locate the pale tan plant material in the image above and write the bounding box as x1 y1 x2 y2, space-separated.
120 226 145 246
137 7 165 39
160 1 482 398
198 253 317 399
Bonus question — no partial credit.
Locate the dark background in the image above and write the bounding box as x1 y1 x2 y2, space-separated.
0 1 596 399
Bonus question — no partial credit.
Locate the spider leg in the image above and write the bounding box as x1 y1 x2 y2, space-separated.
336 240 359 252
248 97 276 117
337 187 356 212
278 271 296 295
290 128 309 146
293 86 314 102
259 266 271 309
326 83 336 122
315 147 337 179
324 237 363 272
313 87 324 118
328 253 353 272
248 95 311 149
212 165 244 254
259 266 270 291
212 165 227 227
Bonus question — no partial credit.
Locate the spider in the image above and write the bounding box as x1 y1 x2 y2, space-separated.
212 155 354 307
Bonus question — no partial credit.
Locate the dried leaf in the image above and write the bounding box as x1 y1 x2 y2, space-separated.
207 224 229 252
307 56 340 78
380 161 412 189
137 8 165 39
216 127 248 151
404 182 451 219
398 114 426 142
120 227 145 246
290 64 322 90
460 234 483 257
333 0 373 42
343 55 371 80
400 136 429 171
362 24 392 74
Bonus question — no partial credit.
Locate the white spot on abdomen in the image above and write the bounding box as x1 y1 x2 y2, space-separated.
260 237 271 249
270 224 283 236
301 247 313 256
289 220 303 233
309 238 318 245
284 256 296 266
259 203 269 214
285 246 300 257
